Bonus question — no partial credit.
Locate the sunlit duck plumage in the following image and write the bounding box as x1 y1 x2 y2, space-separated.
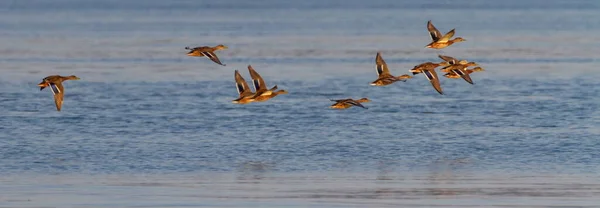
441 64 475 85
232 70 255 104
445 66 484 79
330 98 370 109
409 62 443 75
370 52 412 86
438 55 480 72
409 62 444 95
426 21 466 49
185 44 228 66
444 70 473 79
37 75 80 111
247 65 287 102
470 66 485 72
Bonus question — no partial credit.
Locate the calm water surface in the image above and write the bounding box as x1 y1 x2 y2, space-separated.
1 0 600 207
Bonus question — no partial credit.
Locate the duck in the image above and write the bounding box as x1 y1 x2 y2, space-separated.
185 44 228 66
409 62 444 95
426 21 466 49
37 75 80 111
438 54 479 67
247 65 287 102
370 52 412 86
438 55 481 72
232 70 255 104
444 66 484 80
330 98 370 109
441 64 475 84
409 62 443 75
444 70 473 79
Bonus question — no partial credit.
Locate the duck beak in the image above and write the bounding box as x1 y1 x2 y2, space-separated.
369 83 377 86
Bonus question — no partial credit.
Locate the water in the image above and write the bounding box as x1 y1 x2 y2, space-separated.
1 0 600 207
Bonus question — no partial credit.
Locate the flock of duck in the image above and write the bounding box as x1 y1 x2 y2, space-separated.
38 21 484 111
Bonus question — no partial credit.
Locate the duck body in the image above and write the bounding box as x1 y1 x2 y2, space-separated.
330 98 370 109
426 39 465 49
409 62 444 95
185 44 228 66
438 55 480 72
252 89 288 102
38 75 80 111
444 69 474 79
370 52 412 86
425 20 466 49
246 65 287 102
441 64 475 84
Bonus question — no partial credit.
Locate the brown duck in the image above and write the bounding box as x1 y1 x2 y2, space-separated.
247 65 287 102
438 55 480 73
232 70 255 104
370 52 412 86
409 62 444 95
440 64 475 85
185 44 228 66
37 75 80 111
444 66 484 81
330 98 370 109
426 21 466 49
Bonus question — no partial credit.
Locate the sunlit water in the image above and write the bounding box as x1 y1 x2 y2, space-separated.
1 0 600 207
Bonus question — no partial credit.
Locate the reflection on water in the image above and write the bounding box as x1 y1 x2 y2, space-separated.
236 161 273 181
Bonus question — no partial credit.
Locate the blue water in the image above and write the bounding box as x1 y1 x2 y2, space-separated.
1 0 600 207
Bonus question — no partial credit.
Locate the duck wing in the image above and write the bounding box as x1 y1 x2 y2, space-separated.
234 70 253 97
201 51 225 66
438 55 458 65
422 69 444 95
344 100 368 109
375 52 391 78
437 29 456 43
248 65 268 93
427 20 442 42
452 67 474 85
51 82 64 111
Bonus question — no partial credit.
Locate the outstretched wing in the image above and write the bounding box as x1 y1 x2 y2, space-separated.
452 68 474 85
247 65 267 92
201 51 226 66
234 70 253 97
330 98 350 103
438 55 458 65
427 20 442 42
344 100 368 109
51 83 64 111
375 52 390 77
437 29 455 43
422 69 443 95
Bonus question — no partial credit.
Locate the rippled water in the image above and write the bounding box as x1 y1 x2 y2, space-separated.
1 0 600 207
